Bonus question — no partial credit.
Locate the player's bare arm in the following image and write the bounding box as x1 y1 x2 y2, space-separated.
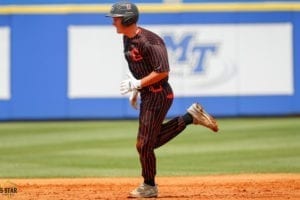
140 71 168 88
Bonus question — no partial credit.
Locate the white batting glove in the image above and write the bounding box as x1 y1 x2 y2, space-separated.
120 73 141 95
129 89 139 110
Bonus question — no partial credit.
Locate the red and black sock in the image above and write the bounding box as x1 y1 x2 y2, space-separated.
144 179 155 186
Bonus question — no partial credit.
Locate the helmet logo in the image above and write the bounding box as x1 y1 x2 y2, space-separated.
126 4 131 10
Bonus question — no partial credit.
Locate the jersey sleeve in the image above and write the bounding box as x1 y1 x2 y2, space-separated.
143 43 170 73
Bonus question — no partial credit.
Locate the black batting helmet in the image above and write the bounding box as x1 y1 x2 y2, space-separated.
106 1 139 26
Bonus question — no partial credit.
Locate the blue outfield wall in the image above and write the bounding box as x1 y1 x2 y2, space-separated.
0 3 300 120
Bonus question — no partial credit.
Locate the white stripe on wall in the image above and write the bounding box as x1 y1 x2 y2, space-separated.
0 27 10 100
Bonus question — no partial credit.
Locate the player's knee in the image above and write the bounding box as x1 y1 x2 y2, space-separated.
136 140 152 154
135 141 141 152
136 140 143 153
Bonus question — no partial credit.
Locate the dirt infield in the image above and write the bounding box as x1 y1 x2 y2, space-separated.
2 174 299 200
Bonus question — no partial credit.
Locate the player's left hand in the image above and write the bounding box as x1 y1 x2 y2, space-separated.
129 89 139 110
120 73 141 95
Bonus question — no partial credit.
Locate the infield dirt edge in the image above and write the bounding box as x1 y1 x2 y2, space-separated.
4 174 300 200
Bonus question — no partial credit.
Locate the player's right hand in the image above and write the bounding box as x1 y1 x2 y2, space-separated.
120 79 133 95
120 74 141 95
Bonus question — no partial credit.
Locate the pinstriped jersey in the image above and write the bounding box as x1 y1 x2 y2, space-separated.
123 27 170 86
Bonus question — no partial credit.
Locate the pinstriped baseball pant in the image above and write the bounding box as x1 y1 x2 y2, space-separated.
136 86 187 181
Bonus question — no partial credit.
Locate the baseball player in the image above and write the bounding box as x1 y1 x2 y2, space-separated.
106 1 219 198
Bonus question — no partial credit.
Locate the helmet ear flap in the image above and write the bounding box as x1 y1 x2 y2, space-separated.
121 17 129 26
122 15 138 26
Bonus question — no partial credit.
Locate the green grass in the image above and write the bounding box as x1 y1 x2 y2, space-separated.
0 117 299 178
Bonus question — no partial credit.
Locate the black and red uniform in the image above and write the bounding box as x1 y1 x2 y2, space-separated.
123 27 188 184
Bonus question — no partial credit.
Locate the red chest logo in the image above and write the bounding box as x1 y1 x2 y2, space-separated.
130 47 143 61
